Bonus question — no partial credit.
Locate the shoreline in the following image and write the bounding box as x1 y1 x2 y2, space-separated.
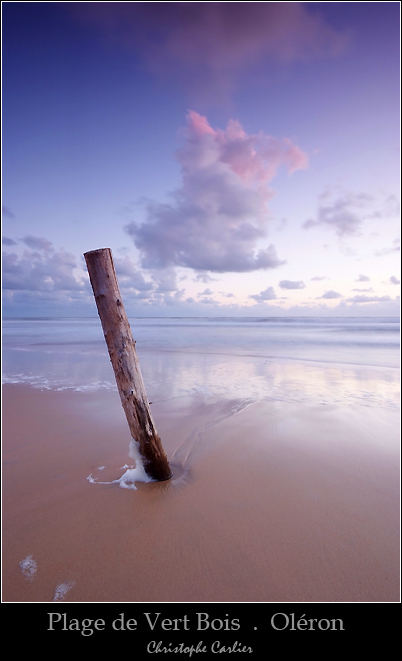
2 383 400 603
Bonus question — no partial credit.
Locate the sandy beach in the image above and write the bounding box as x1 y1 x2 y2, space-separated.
3 375 399 603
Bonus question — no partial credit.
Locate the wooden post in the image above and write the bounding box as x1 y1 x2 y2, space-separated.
84 248 172 482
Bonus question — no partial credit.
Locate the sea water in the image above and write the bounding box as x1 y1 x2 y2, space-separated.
2 316 400 410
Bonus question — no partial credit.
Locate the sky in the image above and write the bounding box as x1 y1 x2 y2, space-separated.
2 1 400 317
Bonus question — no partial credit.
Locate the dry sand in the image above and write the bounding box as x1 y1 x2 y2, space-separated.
2 383 399 602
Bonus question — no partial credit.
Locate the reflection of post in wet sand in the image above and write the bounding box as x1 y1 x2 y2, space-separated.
169 397 256 468
133 397 256 493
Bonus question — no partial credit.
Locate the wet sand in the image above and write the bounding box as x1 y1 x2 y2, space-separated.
2 382 400 602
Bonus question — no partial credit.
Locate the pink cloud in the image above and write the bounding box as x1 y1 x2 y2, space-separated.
184 111 308 185
71 3 348 101
187 110 216 137
126 112 307 272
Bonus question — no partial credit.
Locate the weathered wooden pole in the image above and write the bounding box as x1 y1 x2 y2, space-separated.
84 248 172 482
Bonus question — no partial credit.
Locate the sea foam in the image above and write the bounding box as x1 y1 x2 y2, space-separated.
53 581 75 601
86 439 154 490
19 555 37 580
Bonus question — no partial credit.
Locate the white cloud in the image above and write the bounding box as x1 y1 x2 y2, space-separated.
2 205 15 219
2 236 17 246
347 295 391 304
279 280 305 289
21 236 53 252
250 286 277 302
194 272 217 283
375 238 400 256
318 290 342 299
3 243 85 293
303 192 397 237
114 255 154 291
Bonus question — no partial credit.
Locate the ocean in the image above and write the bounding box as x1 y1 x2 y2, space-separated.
2 316 400 410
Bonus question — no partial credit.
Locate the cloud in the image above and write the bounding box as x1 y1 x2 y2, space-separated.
72 3 347 101
126 111 306 272
279 279 305 290
390 275 400 285
199 288 213 296
310 275 328 281
3 246 84 293
303 192 394 237
369 194 400 220
352 287 373 293
347 295 391 304
375 238 400 256
194 272 217 283
356 274 370 282
318 290 342 299
21 235 54 252
150 268 178 293
199 296 219 305
114 255 154 291
250 286 277 302
2 236 17 246
2 205 15 219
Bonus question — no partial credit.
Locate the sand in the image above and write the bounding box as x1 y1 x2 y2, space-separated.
2 382 399 602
